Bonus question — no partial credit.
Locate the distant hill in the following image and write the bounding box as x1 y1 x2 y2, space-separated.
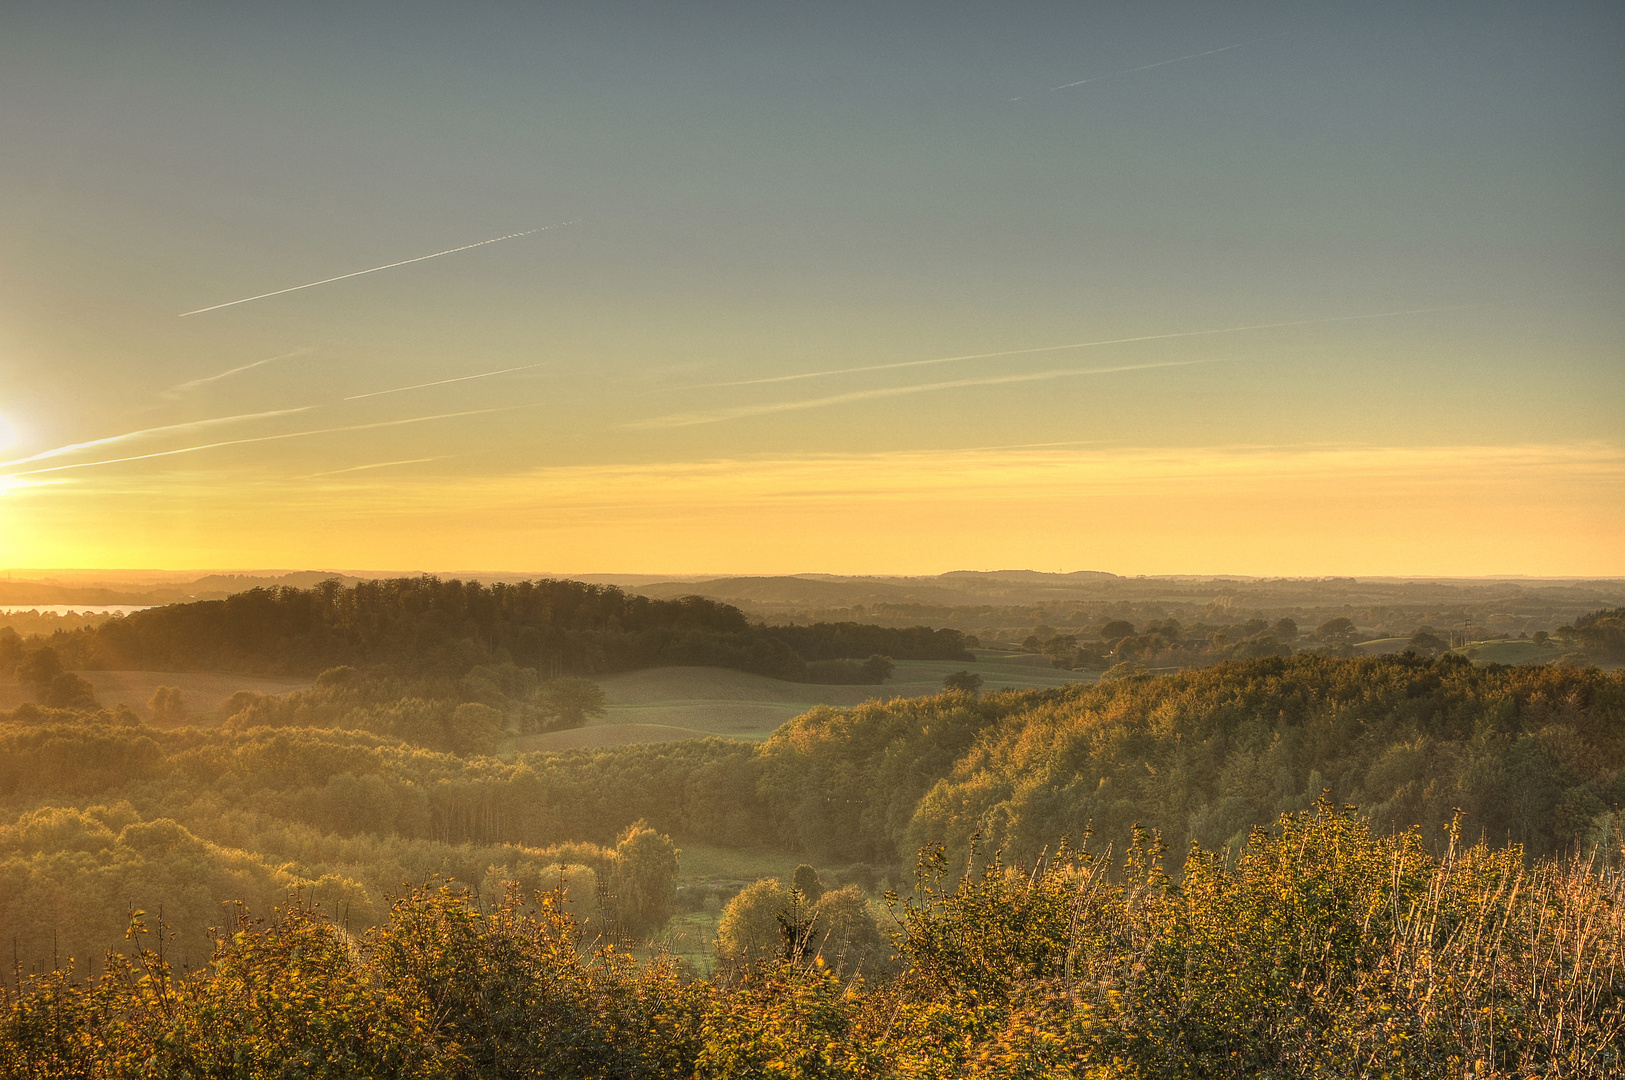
621 572 1625 646
0 571 370 607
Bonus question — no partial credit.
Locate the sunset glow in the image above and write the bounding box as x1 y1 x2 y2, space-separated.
0 4 1618 575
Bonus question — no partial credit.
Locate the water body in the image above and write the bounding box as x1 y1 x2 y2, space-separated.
0 605 152 616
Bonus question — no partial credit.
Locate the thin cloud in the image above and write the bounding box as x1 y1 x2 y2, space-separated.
298 456 449 479
630 358 1217 429
5 405 535 478
344 364 545 401
693 304 1464 391
178 222 572 317
161 348 313 398
0 406 319 469
1051 41 1249 92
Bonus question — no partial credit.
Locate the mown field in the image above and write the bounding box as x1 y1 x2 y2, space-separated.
0 669 311 723
511 652 1083 750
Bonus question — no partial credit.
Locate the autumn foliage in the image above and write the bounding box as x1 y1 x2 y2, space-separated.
4 804 1623 1078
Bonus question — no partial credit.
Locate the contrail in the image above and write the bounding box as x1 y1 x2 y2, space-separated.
344 363 545 401
178 222 571 317
161 348 313 398
0 406 319 470
299 456 448 479
630 358 1217 429
5 405 537 478
692 304 1466 390
1051 41 1249 91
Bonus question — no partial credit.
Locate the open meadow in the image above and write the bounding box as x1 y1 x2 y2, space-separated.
511 651 1083 750
0 669 311 723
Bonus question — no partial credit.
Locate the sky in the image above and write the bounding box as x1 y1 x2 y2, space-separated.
0 1 1621 576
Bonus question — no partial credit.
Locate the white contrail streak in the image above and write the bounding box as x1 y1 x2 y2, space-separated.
1051 41 1248 91
5 406 536 478
343 364 545 401
693 304 1466 390
178 222 571 317
299 456 448 479
631 359 1217 429
0 406 319 469
161 348 313 398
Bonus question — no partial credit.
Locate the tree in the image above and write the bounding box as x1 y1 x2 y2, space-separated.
1040 635 1078 665
1272 618 1299 644
1100 620 1136 642
14 647 64 696
43 672 99 710
943 671 983 693
859 654 894 683
148 685 186 723
808 885 887 976
715 879 803 966
537 678 607 731
1407 629 1447 656
444 702 505 756
606 821 679 940
791 864 824 905
1317 618 1357 644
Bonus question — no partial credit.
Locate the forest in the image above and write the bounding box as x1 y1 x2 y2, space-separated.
2 586 1624 1075
0 577 974 683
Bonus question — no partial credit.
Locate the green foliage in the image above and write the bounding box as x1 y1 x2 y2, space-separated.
42 671 99 710
13 645 63 694
147 684 186 722
802 653 895 685
5 807 1620 1077
755 691 1030 863
35 577 988 687
715 879 795 967
607 821 681 941
221 670 512 755
5 654 1624 1033
807 885 887 977
791 864 824 904
763 622 973 662
943 670 984 693
533 676 608 731
1573 606 1625 662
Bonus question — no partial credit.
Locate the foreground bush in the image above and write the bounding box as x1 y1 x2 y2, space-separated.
3 805 1621 1077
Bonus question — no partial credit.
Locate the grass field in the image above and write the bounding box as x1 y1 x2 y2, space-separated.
653 910 721 975
511 723 705 753
1459 639 1563 665
0 670 312 724
1353 637 1412 655
523 653 1085 749
3 652 1080 747
1355 638 1572 666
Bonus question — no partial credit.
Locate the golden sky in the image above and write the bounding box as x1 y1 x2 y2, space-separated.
1 5 1621 575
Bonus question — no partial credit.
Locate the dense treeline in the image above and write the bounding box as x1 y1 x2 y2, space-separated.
0 577 974 683
3 805 1621 1077
1574 606 1625 662
760 622 972 663
761 653 1625 867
